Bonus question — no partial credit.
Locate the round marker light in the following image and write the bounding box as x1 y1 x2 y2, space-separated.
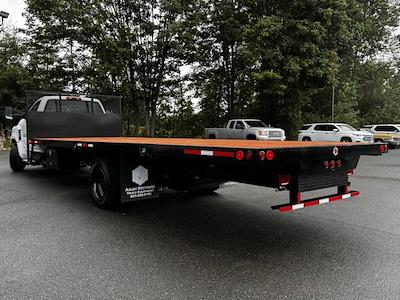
379 144 385 153
337 160 342 168
259 151 266 161
330 160 335 169
324 161 329 169
246 151 252 160
266 150 275 161
236 150 244 161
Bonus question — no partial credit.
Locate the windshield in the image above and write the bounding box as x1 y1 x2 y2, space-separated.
245 120 267 128
338 124 356 131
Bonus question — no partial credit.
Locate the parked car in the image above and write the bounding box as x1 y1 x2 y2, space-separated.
298 123 374 143
204 119 286 140
361 124 400 148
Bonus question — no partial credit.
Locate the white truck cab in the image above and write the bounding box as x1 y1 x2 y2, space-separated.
11 95 106 163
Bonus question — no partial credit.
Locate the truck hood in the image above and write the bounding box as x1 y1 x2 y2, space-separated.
345 130 373 136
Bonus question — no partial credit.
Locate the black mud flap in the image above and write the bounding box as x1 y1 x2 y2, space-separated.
119 152 159 203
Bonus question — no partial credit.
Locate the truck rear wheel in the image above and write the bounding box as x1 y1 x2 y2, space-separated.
247 135 256 140
10 144 26 172
89 157 120 209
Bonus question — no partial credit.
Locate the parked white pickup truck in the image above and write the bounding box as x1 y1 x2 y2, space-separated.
11 95 106 169
204 119 286 140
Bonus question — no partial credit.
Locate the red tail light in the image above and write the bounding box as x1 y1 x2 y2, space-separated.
379 144 388 153
324 161 329 169
330 160 335 169
266 150 275 161
235 150 244 161
337 160 342 168
278 175 291 186
66 96 81 100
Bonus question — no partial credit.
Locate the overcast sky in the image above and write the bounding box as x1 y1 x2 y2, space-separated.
2 0 26 28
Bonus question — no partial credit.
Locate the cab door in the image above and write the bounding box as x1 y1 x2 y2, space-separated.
324 124 340 141
313 124 329 141
230 121 246 139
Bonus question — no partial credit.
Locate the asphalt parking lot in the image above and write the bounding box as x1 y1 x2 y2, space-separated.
0 150 400 299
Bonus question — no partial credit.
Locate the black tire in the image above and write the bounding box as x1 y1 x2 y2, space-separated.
10 144 26 172
341 137 352 142
302 137 311 141
208 134 216 139
247 135 257 140
89 157 120 209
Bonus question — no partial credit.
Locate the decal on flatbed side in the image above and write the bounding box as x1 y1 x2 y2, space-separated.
131 165 148 186
120 153 158 203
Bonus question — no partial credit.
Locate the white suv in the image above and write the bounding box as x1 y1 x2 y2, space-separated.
298 123 374 143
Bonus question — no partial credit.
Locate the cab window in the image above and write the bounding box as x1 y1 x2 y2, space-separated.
44 99 58 112
314 125 328 131
235 121 245 129
61 100 89 113
375 126 398 132
229 121 235 129
93 102 104 114
29 100 41 112
300 125 312 130
325 125 338 131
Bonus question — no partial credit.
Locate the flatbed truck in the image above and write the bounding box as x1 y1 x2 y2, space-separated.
8 92 388 212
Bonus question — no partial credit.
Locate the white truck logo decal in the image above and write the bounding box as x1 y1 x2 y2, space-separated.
131 165 148 186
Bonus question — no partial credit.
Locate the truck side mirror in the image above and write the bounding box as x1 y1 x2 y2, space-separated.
4 106 13 120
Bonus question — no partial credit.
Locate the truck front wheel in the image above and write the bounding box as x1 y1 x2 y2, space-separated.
89 157 120 209
10 144 26 172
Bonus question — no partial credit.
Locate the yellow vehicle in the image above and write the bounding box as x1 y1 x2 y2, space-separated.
372 133 400 148
361 125 400 148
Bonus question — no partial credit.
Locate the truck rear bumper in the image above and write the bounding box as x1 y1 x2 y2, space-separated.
272 190 360 212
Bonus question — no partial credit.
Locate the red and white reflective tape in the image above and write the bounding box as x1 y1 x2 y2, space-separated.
184 149 234 158
277 191 360 212
76 143 94 148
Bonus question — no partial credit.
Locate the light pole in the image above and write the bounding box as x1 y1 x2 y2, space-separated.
0 11 9 25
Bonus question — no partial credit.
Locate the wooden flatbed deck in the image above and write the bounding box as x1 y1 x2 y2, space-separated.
35 137 359 149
